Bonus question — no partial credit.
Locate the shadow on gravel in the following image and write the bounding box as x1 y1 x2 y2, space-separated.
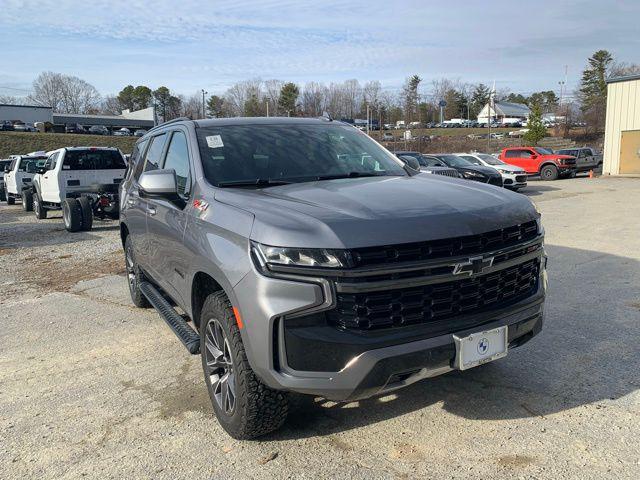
520 184 561 197
267 244 640 440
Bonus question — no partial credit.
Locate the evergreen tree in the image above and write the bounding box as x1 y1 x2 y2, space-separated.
579 49 613 131
523 105 547 145
470 84 490 118
278 82 300 115
206 95 226 118
402 75 421 122
243 94 262 116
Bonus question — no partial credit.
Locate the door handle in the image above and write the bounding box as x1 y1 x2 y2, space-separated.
147 206 157 216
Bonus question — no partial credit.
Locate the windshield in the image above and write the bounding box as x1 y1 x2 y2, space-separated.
478 154 504 165
534 147 554 155
396 152 430 167
63 150 126 170
196 123 407 186
436 154 474 168
557 149 577 156
458 155 482 166
18 156 47 171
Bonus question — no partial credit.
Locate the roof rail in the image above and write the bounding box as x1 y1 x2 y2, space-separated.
148 116 192 133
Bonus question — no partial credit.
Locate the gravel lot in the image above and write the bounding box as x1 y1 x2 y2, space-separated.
1 177 639 479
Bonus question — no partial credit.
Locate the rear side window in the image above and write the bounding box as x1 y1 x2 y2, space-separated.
62 150 126 170
162 131 191 197
143 134 167 172
504 150 519 158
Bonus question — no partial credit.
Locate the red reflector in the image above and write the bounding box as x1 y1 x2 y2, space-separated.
99 197 109 206
232 307 244 329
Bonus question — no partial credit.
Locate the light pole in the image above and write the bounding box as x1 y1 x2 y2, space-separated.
201 89 207 119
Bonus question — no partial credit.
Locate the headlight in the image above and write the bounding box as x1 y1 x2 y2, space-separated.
253 242 352 268
462 170 484 179
496 168 508 174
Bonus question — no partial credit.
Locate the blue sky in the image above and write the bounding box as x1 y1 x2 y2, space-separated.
0 0 638 99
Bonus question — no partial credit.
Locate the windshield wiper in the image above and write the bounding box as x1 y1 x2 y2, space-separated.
315 171 386 181
216 179 293 188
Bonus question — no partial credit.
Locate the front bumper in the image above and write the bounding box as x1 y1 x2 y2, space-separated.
233 241 547 401
501 172 527 188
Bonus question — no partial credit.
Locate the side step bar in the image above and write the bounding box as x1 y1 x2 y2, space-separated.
139 281 200 354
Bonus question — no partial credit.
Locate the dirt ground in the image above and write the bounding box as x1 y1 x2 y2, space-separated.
1 177 639 479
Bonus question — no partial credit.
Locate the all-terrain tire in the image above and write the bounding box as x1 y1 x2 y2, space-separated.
124 236 151 308
200 291 288 439
22 190 33 211
78 197 93 231
62 198 83 232
33 193 47 219
540 164 559 181
0 187 5 201
7 194 15 205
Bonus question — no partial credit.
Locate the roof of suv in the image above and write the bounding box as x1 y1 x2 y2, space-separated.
193 117 338 128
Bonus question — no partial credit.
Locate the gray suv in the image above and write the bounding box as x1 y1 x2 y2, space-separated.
120 117 547 439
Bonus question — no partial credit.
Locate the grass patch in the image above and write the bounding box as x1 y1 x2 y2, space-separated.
0 131 137 157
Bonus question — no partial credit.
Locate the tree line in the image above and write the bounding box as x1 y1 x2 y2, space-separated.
2 50 636 133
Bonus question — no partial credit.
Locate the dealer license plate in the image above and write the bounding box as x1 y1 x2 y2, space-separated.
453 326 508 370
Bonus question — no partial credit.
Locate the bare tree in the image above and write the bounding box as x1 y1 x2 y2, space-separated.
224 79 263 116
609 61 640 78
0 95 27 105
301 82 327 116
263 79 284 115
181 92 205 119
28 71 101 114
343 79 362 119
100 95 122 115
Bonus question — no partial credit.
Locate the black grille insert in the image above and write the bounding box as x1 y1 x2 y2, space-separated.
350 220 538 268
330 258 540 331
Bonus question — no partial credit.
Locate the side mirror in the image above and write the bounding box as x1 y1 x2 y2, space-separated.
398 155 421 172
139 169 179 199
531 154 538 160
3 166 9 173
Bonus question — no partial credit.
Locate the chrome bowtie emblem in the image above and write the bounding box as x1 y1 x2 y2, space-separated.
453 256 494 275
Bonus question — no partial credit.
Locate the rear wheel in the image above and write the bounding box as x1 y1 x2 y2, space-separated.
78 197 93 231
0 187 5 201
22 190 33 211
62 199 83 232
33 193 47 219
200 292 288 439
540 164 558 181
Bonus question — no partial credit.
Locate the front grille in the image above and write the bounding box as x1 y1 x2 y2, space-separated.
432 169 459 178
330 258 540 331
515 175 527 183
350 220 538 268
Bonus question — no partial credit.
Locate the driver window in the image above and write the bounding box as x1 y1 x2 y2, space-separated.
521 150 534 158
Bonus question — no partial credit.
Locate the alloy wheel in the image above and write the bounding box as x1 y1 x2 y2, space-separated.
204 318 236 415
125 248 136 294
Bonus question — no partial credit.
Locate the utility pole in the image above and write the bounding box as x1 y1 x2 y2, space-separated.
201 89 207 119
266 99 269 117
366 104 370 135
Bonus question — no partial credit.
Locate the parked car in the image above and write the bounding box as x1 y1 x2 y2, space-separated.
27 147 126 229
12 122 37 132
455 153 527 191
394 151 461 178
119 117 545 439
508 128 529 138
3 153 48 205
382 132 394 141
88 125 110 135
499 147 576 180
134 129 147 137
1 120 14 131
114 127 131 136
555 147 602 172
65 123 85 134
426 154 503 186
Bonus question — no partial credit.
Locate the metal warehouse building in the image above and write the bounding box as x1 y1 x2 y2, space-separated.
0 104 53 123
603 74 640 175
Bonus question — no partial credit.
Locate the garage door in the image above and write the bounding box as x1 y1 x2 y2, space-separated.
620 130 640 174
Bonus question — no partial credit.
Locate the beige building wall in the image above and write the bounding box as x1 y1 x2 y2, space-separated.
603 76 640 175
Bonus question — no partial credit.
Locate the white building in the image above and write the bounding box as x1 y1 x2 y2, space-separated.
477 101 530 124
603 74 640 175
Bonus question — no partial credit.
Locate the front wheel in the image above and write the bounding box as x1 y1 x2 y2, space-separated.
540 165 559 181
7 194 15 205
33 193 47 219
22 190 33 211
0 187 5 201
124 236 150 308
200 292 288 439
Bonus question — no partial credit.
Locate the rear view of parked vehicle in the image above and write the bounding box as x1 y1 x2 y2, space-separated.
394 151 460 178
456 153 527 191
3 153 48 206
0 158 12 201
28 147 126 231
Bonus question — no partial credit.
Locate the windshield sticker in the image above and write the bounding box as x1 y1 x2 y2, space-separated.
206 135 224 149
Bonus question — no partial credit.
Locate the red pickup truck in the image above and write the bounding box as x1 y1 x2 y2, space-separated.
499 147 577 180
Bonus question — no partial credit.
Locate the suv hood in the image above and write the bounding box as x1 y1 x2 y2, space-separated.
215 174 539 249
